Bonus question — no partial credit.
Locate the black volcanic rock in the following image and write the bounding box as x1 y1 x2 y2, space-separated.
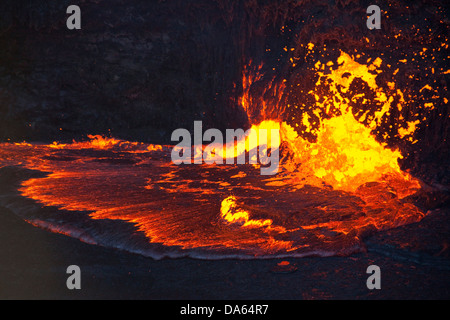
0 0 448 187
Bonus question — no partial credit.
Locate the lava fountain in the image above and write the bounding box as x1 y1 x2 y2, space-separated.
0 49 431 259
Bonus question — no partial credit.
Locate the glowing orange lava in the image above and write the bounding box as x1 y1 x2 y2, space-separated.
240 51 421 194
0 50 430 259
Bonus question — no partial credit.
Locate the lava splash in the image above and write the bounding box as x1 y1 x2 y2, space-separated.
0 50 430 259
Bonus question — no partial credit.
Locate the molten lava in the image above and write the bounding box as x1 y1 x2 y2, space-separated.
242 51 421 194
0 49 431 259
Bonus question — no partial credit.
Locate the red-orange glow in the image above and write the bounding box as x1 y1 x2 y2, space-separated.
239 51 422 195
0 49 434 259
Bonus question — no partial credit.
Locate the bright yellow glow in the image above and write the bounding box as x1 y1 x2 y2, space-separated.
239 51 422 193
220 196 272 228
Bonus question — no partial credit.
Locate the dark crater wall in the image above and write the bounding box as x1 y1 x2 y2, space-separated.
0 0 448 186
